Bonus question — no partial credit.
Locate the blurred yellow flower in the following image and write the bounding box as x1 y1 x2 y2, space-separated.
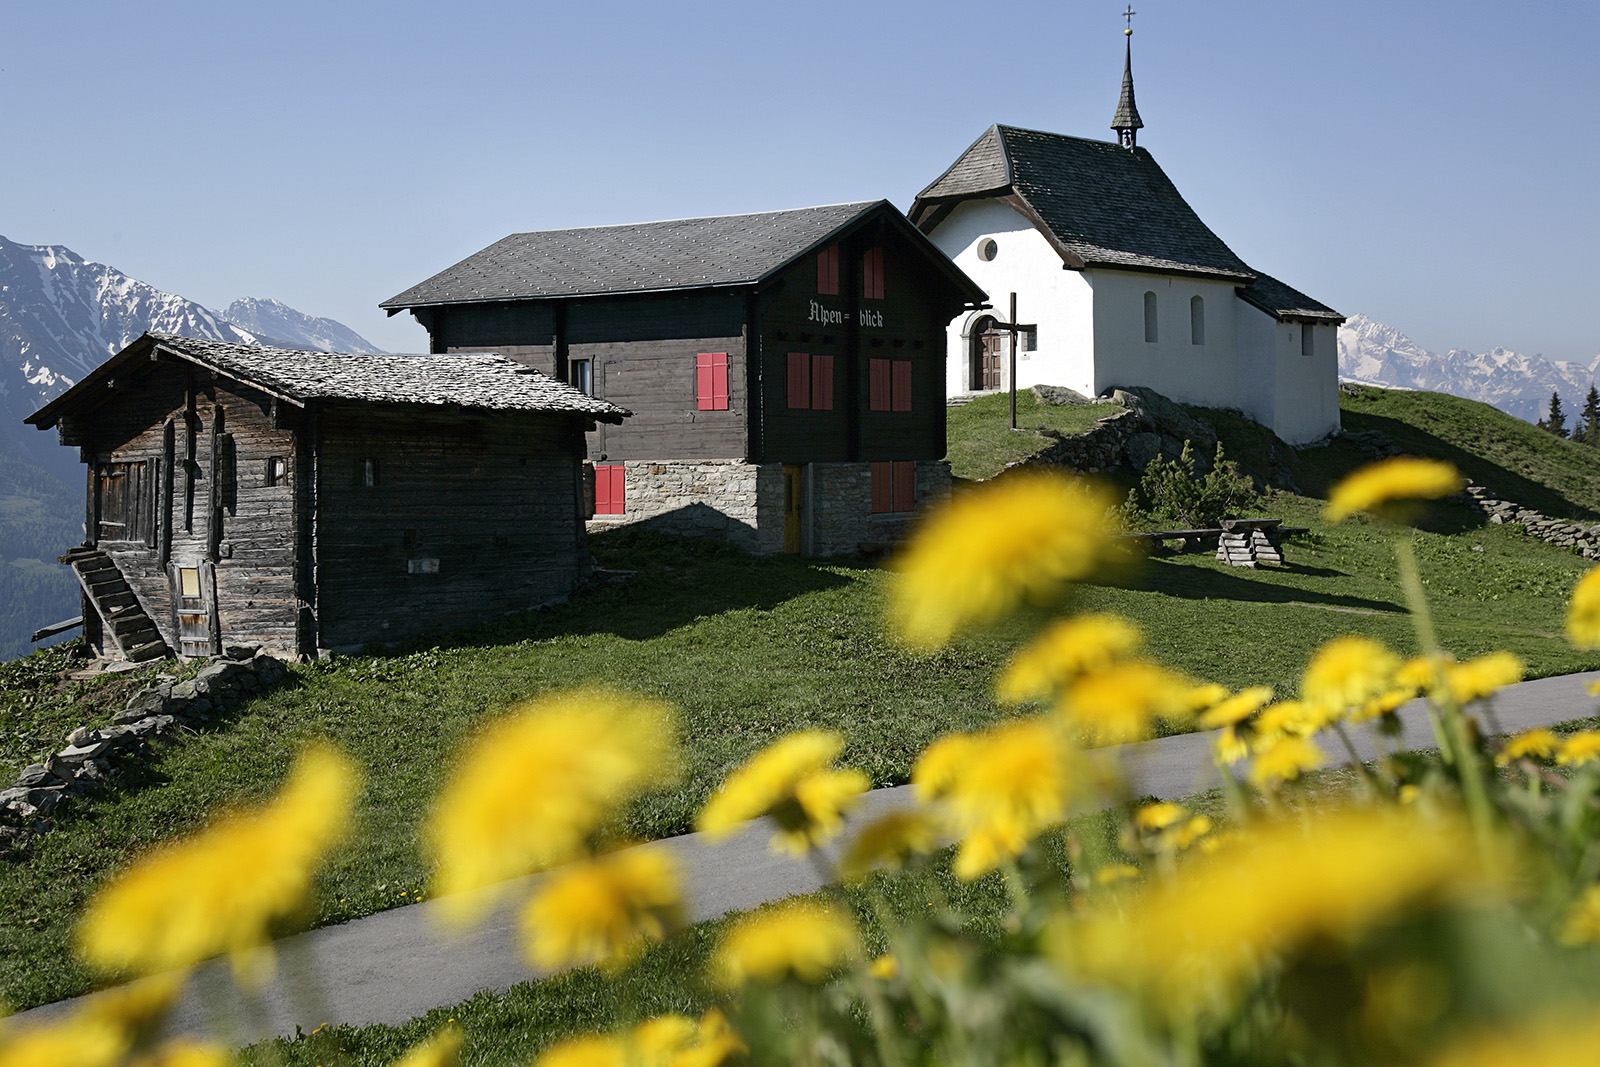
1560 884 1600 946
1133 802 1186 831
1249 734 1325 788
1396 655 1448 694
994 614 1142 703
0 1014 126 1067
1421 1013 1600 1067
715 899 858 987
77 744 357 981
427 690 678 925
1055 659 1201 745
1556 731 1600 767
1495 728 1559 766
385 1028 462 1067
1566 567 1600 648
522 848 684 972
1324 457 1465 522
1213 725 1250 766
1252 700 1318 742
840 809 942 879
1053 807 1497 1022
1443 651 1524 705
889 471 1120 650
78 973 183 1047
1300 635 1400 719
534 1033 626 1067
912 718 1078 879
671 1010 743 1067
1349 685 1415 724
130 1038 235 1067
868 954 900 980
1094 863 1141 887
696 730 869 856
1197 686 1273 730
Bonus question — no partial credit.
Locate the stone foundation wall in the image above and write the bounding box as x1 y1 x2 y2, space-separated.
807 461 953 556
589 460 786 554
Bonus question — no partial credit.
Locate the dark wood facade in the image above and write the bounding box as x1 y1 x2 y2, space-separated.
30 336 616 660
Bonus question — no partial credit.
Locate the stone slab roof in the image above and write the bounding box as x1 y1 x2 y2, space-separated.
382 201 888 309
1237 273 1344 323
913 124 1256 281
27 333 629 428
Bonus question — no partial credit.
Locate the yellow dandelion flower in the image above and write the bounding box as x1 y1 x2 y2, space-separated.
1566 567 1600 648
0 1014 126 1067
1443 651 1524 706
632 1016 698 1065
1560 884 1600 946
534 1033 626 1067
1324 457 1465 522
131 1038 235 1067
1252 699 1318 742
671 1010 743 1067
1133 801 1186 831
77 744 357 981
1557 731 1600 767
995 614 1142 703
1197 685 1273 730
1495 727 1559 766
889 471 1120 650
912 717 1078 879
715 899 858 987
1055 659 1201 745
1300 635 1400 720
1213 725 1250 765
1052 807 1497 1022
1421 1013 1600 1067
840 809 942 879
522 848 684 972
696 730 869 856
868 954 900 980
1094 863 1142 887
1172 815 1213 850
1349 685 1415 724
427 690 678 925
78 973 183 1047
1249 734 1324 788
1396 655 1448 695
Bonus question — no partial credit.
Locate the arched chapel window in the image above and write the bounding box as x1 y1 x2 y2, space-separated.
1143 291 1158 343
1301 324 1316 357
1190 296 1205 346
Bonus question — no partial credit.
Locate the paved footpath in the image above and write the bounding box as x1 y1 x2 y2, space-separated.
16 670 1600 1043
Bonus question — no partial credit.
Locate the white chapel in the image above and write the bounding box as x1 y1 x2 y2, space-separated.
910 26 1343 445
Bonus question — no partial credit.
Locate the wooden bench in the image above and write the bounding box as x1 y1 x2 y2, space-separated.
1120 519 1308 567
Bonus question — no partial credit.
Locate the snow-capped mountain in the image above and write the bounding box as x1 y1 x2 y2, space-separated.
1338 313 1600 425
0 234 381 478
220 297 383 355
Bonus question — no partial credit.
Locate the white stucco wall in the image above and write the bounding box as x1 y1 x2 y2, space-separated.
1088 270 1242 410
1271 320 1341 444
928 200 1095 397
1236 300 1282 431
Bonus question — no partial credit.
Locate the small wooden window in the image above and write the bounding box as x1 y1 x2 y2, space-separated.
1301 324 1315 357
357 458 379 487
869 359 911 412
1190 296 1205 346
1144 291 1158 343
594 464 625 516
817 244 839 296
265 456 286 487
178 566 201 599
696 352 729 410
571 358 594 395
870 461 916 513
861 246 885 300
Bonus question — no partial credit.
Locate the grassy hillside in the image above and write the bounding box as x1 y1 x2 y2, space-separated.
944 391 1111 481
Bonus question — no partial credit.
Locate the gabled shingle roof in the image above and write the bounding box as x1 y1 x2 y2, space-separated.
27 333 630 429
382 201 890 309
1236 273 1344 323
912 124 1255 281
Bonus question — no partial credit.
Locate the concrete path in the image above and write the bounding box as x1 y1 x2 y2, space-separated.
16 669 1600 1042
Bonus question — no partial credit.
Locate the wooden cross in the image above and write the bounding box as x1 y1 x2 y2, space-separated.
993 292 1036 430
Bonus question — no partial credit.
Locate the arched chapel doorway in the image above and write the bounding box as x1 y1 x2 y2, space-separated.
969 316 1006 391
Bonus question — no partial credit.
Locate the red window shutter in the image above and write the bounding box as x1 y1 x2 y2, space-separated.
787 352 811 409
862 247 884 300
697 352 728 410
811 353 834 411
870 462 893 514
612 466 626 514
817 244 839 296
869 358 890 412
891 360 912 412
892 461 916 512
594 464 625 516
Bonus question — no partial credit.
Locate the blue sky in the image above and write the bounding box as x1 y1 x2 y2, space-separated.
4 0 1597 360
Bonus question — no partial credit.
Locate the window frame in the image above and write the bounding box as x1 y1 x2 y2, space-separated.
570 357 594 396
1301 323 1316 357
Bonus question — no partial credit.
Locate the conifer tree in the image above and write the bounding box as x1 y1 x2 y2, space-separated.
1544 391 1568 438
1582 385 1600 446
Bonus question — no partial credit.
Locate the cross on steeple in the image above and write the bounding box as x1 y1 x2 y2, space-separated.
1111 7 1144 148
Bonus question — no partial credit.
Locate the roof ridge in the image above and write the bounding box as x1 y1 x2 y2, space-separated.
500 200 884 238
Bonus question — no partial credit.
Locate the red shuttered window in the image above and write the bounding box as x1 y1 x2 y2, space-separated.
869 359 912 412
788 353 833 410
817 244 839 296
594 464 625 516
892 360 912 411
870 461 916 514
861 246 884 300
696 352 729 410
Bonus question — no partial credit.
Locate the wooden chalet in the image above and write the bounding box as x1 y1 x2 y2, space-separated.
26 332 627 661
381 200 986 554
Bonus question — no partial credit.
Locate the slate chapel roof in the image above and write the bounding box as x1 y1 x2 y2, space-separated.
1236 273 1343 324
911 124 1256 281
26 333 630 429
380 200 982 310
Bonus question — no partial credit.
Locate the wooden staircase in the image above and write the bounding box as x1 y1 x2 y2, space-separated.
60 546 171 663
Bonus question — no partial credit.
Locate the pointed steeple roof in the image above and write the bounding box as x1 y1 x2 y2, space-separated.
1111 32 1143 146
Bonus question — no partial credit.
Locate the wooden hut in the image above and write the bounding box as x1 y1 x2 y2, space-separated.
26 332 627 661
381 200 986 554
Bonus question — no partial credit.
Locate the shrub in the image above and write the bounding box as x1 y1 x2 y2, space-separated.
1125 440 1258 528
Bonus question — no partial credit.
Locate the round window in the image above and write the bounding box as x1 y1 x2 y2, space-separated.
977 237 999 262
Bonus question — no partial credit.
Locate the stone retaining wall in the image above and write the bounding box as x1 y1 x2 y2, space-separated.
808 461 953 556
0 647 290 855
589 460 785 554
